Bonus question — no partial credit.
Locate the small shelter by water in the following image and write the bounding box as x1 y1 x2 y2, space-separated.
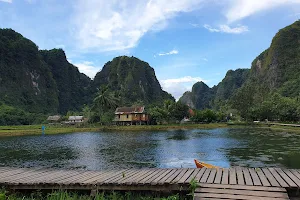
47 115 61 124
68 116 84 124
114 106 149 125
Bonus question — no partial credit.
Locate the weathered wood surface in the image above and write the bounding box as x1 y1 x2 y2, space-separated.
195 183 289 200
0 167 299 192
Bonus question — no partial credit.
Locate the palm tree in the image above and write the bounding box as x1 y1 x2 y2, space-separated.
92 86 119 122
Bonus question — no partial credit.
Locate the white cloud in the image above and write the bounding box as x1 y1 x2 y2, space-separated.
160 76 206 100
0 0 12 3
203 24 220 32
73 61 101 79
226 0 300 23
201 58 208 61
204 24 248 34
72 0 203 52
55 44 65 49
158 49 179 56
189 23 200 27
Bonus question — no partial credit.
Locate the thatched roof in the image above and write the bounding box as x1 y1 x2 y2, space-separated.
68 116 84 121
47 115 61 121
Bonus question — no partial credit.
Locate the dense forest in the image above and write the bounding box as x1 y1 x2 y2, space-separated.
1 20 300 125
180 20 300 122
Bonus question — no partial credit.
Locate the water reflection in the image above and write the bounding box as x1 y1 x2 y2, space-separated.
0 128 300 170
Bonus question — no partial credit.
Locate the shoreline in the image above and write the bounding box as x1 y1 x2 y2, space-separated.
0 123 228 137
0 122 300 137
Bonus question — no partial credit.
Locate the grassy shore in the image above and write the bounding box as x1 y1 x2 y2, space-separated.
0 123 228 137
1 190 186 200
2 122 300 137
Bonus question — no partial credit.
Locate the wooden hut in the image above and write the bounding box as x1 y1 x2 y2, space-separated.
47 115 61 124
114 106 149 125
68 116 84 124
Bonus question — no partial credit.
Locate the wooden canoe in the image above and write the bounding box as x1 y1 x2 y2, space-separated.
194 159 219 168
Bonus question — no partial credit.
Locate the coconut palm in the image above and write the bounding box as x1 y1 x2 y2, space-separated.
92 86 119 122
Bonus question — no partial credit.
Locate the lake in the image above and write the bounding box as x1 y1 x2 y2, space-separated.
0 127 300 170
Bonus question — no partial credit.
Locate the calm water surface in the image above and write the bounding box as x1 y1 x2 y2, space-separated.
0 128 300 170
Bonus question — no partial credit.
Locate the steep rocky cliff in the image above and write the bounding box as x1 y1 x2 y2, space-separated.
0 29 58 113
93 56 174 106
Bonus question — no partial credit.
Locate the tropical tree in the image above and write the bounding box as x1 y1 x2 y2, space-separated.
92 86 119 122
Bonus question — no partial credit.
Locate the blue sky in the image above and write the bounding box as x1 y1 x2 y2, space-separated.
1 0 300 99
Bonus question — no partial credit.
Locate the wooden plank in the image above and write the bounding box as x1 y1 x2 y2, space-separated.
197 188 289 198
200 168 211 183
50 171 90 183
177 169 195 184
242 168 253 186
137 168 166 185
256 168 271 187
6 169 55 183
184 168 201 184
139 169 167 184
61 171 101 184
290 169 300 180
98 170 132 185
194 193 288 200
151 169 175 185
193 167 206 182
229 168 237 185
104 169 138 184
2 169 42 182
163 169 184 184
221 168 229 185
198 183 286 192
0 168 28 180
283 169 300 187
43 170 84 183
262 168 280 187
275 168 297 187
268 168 289 187
156 169 178 184
206 168 216 184
81 170 115 184
170 169 189 184
249 168 262 186
143 169 170 184
236 167 245 185
20 169 74 183
119 169 152 185
214 168 222 184
132 169 159 185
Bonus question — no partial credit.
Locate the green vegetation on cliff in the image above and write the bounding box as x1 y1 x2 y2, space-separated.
0 29 58 114
179 69 249 110
93 56 174 106
40 49 92 114
180 20 300 122
0 29 174 125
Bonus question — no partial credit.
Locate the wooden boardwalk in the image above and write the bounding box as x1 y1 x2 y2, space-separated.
0 167 299 199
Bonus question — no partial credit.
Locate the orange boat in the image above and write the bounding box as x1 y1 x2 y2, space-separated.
194 159 219 168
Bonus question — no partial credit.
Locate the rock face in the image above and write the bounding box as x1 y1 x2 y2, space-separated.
179 69 249 110
93 56 174 106
180 20 300 110
179 81 215 110
213 68 250 108
247 20 300 97
0 29 59 113
40 49 92 114
0 29 93 114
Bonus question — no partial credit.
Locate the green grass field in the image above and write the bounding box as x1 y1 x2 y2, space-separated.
0 123 228 137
